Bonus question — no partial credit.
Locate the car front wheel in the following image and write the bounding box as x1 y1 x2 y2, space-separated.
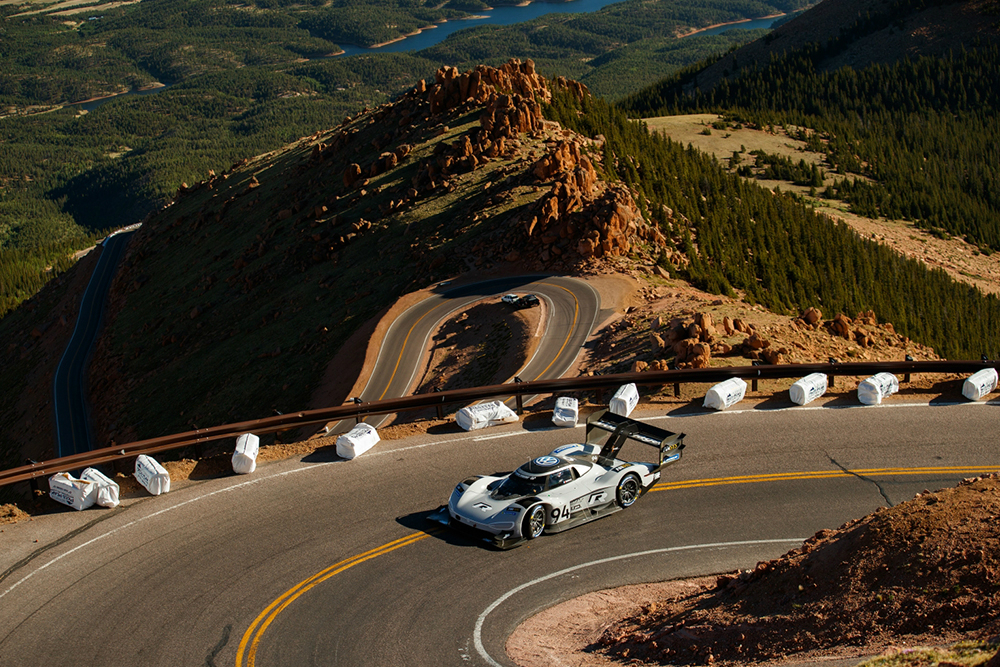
616 473 641 508
523 505 546 539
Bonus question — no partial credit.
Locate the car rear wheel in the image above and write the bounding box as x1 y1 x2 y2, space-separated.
616 473 641 508
523 505 546 539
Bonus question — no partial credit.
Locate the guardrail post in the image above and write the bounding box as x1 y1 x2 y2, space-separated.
513 377 524 415
25 459 38 494
351 398 363 424
433 388 444 419
904 354 913 383
673 382 680 398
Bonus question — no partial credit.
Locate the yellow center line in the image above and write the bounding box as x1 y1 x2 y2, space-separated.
237 466 997 666
378 302 447 401
531 282 579 381
502 282 580 409
651 466 999 492
236 529 440 667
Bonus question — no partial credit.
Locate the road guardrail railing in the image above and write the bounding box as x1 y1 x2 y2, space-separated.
3 359 996 489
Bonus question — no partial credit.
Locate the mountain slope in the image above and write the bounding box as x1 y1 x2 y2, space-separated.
685 0 1000 93
86 60 668 445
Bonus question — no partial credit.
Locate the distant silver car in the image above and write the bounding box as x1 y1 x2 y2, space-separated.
431 410 686 548
501 294 520 305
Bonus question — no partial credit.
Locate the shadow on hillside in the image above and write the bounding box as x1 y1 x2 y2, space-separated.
430 274 551 298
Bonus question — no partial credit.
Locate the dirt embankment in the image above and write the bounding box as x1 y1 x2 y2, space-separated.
509 475 1000 667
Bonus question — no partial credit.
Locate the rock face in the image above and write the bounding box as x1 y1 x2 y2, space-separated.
301 57 667 274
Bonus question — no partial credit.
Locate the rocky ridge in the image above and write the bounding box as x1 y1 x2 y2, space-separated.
84 59 676 446
585 277 937 375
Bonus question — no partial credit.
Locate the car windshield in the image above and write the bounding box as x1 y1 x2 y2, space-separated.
491 473 545 500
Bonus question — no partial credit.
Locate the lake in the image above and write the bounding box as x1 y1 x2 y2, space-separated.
74 4 785 110
338 3 785 56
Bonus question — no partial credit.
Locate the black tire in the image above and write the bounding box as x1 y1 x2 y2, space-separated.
522 504 546 539
616 473 641 508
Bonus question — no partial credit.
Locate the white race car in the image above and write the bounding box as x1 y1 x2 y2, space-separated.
431 410 686 548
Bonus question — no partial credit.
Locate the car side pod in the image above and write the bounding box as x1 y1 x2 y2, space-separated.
426 505 527 549
491 533 526 550
427 505 451 527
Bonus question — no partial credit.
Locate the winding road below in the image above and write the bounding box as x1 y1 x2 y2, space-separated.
344 275 600 429
1 398 997 666
52 230 135 457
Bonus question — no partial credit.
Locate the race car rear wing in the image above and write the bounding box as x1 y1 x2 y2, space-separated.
585 409 686 470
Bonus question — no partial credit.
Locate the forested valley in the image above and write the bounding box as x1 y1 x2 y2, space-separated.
546 90 1000 360
0 0 809 317
620 43 1000 253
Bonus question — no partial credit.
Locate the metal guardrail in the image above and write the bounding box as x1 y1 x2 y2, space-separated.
2 359 996 489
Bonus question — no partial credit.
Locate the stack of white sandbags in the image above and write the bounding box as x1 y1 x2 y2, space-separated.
81 467 120 508
789 373 828 406
962 368 998 401
336 423 381 459
609 383 639 417
551 397 579 428
134 455 170 495
455 401 519 431
857 372 899 405
232 433 260 474
48 472 98 510
704 377 747 411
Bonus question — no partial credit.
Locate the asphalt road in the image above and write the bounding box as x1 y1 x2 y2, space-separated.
1 399 997 666
344 275 600 429
52 231 135 457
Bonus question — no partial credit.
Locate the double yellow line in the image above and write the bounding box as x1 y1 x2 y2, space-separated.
235 529 439 666
652 466 998 492
236 465 997 666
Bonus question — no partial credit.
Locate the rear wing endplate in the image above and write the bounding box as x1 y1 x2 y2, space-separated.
585 409 686 469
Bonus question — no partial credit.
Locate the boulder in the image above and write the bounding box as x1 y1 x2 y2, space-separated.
746 333 770 350
831 313 852 340
695 312 715 336
343 163 362 188
762 348 784 364
801 307 822 325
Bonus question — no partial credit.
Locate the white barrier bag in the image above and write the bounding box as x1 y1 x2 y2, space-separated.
789 373 828 406
858 372 899 405
703 377 747 411
336 423 381 459
80 467 120 508
963 368 998 401
609 383 639 417
552 397 579 428
232 433 260 474
48 472 98 511
455 400 519 431
134 455 170 495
